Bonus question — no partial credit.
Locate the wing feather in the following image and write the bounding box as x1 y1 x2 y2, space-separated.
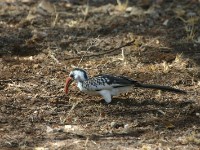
83 74 139 91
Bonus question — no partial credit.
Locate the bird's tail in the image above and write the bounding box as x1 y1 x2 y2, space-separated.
136 83 187 94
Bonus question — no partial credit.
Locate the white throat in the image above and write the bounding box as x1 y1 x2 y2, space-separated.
77 82 84 91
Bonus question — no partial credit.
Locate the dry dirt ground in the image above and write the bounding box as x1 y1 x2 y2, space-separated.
0 0 200 149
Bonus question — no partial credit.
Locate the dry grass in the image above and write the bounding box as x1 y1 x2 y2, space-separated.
116 0 129 11
177 16 199 42
81 0 90 21
0 1 200 149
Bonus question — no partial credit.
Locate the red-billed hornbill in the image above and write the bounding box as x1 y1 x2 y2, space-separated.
65 68 186 103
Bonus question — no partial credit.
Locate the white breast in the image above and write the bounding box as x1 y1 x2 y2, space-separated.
110 86 132 96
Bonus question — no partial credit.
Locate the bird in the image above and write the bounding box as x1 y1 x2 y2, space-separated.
64 68 186 103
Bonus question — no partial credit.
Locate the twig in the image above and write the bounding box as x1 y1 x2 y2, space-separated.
77 36 100 67
0 78 31 83
64 40 134 60
66 101 80 119
48 50 61 64
52 5 59 27
84 137 89 148
82 0 89 21
77 45 92 67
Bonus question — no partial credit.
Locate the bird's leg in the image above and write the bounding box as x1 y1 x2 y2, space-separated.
99 90 112 103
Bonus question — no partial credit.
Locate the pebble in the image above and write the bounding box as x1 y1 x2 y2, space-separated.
195 36 200 44
163 19 169 26
186 12 197 17
110 121 117 128
126 7 133 12
1 106 6 113
46 126 54 133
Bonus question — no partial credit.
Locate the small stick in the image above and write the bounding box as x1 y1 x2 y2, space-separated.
65 40 134 61
0 78 31 83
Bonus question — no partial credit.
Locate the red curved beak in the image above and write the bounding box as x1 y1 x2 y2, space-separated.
64 77 73 94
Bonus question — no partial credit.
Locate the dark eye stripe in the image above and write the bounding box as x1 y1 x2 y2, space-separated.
70 74 74 78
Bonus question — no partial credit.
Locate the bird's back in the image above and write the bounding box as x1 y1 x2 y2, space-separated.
82 74 139 91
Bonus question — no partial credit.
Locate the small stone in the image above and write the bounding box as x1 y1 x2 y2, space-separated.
126 7 133 12
110 122 124 128
195 36 200 44
163 19 169 26
177 136 188 145
124 124 129 129
110 122 117 128
33 64 40 69
46 126 53 133
35 147 49 150
186 12 197 17
1 106 6 113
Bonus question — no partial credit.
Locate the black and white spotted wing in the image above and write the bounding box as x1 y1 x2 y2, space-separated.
82 74 140 91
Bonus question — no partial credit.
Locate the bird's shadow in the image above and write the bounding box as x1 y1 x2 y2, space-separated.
97 97 197 124
99 97 194 108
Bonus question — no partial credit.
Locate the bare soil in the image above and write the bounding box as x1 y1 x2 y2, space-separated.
0 0 200 149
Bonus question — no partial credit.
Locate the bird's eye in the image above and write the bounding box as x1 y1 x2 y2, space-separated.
70 74 74 78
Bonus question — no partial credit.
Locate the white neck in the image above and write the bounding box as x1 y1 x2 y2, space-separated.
77 82 84 91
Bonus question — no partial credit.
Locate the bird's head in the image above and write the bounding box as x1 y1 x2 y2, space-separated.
64 68 88 94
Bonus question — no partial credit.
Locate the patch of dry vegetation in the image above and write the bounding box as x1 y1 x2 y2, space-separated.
0 0 200 149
